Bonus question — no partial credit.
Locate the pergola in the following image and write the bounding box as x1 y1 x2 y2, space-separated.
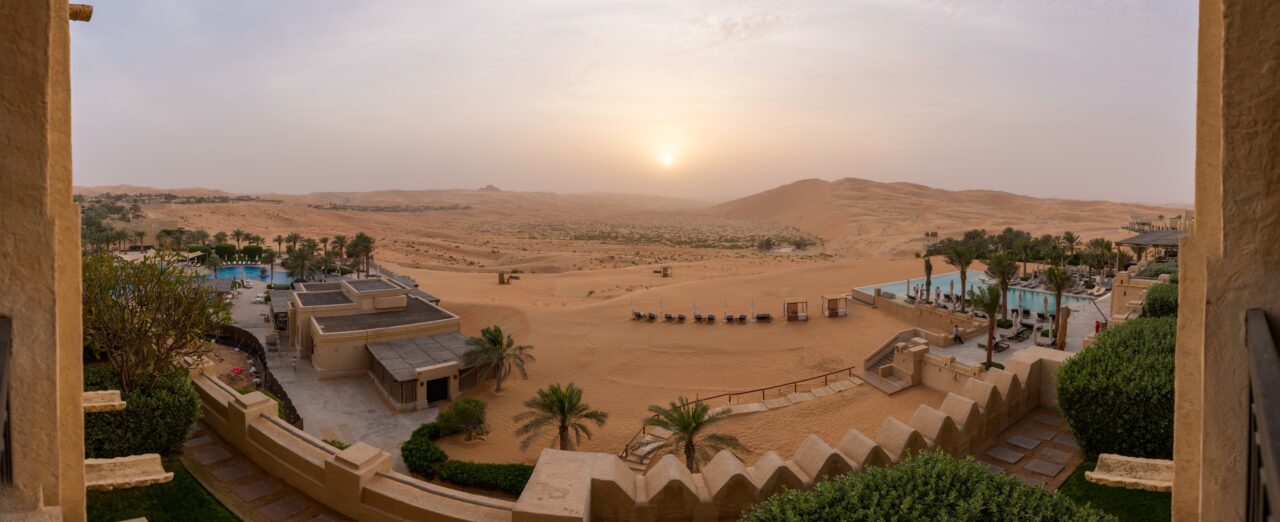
821 295 848 318
783 297 808 321
1116 229 1187 260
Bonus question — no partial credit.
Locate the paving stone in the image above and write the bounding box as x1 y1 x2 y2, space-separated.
234 479 280 502
211 462 257 483
1033 413 1063 426
190 446 232 465
1040 448 1073 464
1052 432 1079 449
763 397 792 409
1014 473 1047 488
1022 426 1056 441
725 402 768 415
828 380 855 392
183 435 214 449
979 461 1004 475
810 386 834 397
261 495 308 522
849 376 865 385
1025 458 1066 477
787 392 816 403
1007 435 1041 450
986 446 1025 464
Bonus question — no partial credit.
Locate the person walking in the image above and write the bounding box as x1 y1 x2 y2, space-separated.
952 324 963 344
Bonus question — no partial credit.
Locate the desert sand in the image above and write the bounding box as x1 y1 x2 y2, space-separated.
81 177 1183 466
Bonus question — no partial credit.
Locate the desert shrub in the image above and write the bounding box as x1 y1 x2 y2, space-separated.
438 461 534 496
1143 283 1179 317
401 424 449 478
436 398 489 441
84 366 200 458
213 243 237 259
1058 317 1176 458
743 452 1115 521
241 245 264 260
1142 261 1178 278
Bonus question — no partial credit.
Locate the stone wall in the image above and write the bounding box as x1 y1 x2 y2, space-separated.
189 363 515 521
513 348 1069 521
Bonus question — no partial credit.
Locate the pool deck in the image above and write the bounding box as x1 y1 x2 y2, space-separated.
928 294 1109 366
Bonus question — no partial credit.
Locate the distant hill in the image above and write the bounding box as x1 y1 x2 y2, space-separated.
706 178 1184 257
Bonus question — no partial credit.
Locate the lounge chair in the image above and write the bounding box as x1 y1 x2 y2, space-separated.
694 314 704 322
974 311 988 319
664 313 674 321
737 314 747 323
755 313 772 322
677 314 686 322
633 311 644 320
706 314 716 323
995 341 1011 353
1036 312 1048 322
647 312 657 321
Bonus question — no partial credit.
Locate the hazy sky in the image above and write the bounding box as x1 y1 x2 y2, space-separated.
70 1 1197 203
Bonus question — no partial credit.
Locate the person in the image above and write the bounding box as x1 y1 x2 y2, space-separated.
952 324 963 344
292 354 298 371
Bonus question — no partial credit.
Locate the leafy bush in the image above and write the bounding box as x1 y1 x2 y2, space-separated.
1143 283 1178 317
186 245 211 254
438 461 534 496
323 439 350 450
1142 261 1178 278
1084 282 1096 289
743 452 1115 521
213 243 237 259
84 366 200 458
241 245 264 260
436 398 489 441
1058 317 1176 458
401 424 449 478
996 318 1014 329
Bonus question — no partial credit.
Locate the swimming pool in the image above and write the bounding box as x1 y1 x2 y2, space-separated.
856 270 1093 315
212 265 292 285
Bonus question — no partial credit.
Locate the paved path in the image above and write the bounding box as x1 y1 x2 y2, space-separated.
182 423 352 522
972 408 1083 490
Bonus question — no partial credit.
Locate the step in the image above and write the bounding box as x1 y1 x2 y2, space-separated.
85 454 174 491
83 390 126 413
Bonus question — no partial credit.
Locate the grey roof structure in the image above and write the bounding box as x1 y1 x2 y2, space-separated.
194 278 235 294
367 331 473 381
313 298 454 333
1116 229 1188 248
297 282 343 292
348 279 396 292
269 290 295 315
296 291 353 307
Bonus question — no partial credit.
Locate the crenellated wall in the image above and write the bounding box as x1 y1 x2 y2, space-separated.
513 347 1071 521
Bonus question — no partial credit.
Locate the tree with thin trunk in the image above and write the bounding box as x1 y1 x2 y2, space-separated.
262 250 277 285
232 229 246 249
1044 265 1072 348
134 230 146 248
1062 231 1080 258
1014 239 1034 277
513 383 608 451
638 397 746 472
923 257 933 303
944 246 976 311
967 285 1002 368
1131 245 1147 263
214 231 228 245
286 232 302 252
274 234 284 253
462 325 535 392
984 253 1018 319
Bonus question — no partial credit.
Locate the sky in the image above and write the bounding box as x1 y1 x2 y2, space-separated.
69 1 1198 203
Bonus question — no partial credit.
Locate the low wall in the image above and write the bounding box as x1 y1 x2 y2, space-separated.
214 325 303 427
189 364 514 522
513 348 1071 521
872 298 985 347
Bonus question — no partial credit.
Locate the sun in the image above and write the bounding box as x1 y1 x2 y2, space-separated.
657 151 677 168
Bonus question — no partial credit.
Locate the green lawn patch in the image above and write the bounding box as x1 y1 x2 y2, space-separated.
87 460 239 522
1058 460 1171 522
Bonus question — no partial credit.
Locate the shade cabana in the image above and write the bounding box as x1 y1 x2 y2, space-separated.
783 297 808 321
1116 229 1187 259
821 295 848 318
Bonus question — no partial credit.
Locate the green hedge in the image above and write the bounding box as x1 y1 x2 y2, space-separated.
438 461 535 496
84 366 200 458
402 423 449 478
1142 261 1178 278
1143 283 1178 317
1058 317 1176 459
743 452 1115 521
212 243 237 259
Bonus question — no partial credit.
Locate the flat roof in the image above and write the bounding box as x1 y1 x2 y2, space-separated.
269 290 294 314
367 331 472 381
313 298 454 333
297 282 343 292
194 278 235 293
296 290 353 307
1116 229 1187 247
348 279 396 292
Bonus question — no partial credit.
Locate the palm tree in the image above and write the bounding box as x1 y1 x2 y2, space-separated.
286 232 302 252
1044 265 1072 349
513 383 608 451
274 234 284 253
1013 239 1034 278
984 253 1018 319
232 229 246 249
347 232 376 277
968 285 1003 367
133 230 146 248
214 231 228 245
639 397 746 472
319 237 330 273
205 253 224 274
1130 245 1147 263
1061 231 1080 258
923 257 933 303
462 325 535 392
944 246 976 311
332 234 348 256
261 250 277 285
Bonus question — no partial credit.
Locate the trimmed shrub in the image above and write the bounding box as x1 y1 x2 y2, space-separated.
743 452 1115 521
241 245 264 260
436 398 489 441
186 245 212 254
996 318 1014 329
1142 261 1178 278
402 424 449 478
84 366 200 458
213 243 237 259
1058 317 1176 459
1143 283 1178 317
438 461 534 496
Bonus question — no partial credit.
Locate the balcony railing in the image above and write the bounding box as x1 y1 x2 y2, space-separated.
1247 309 1278 522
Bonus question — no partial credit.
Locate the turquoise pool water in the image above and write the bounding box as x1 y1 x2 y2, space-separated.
856 270 1091 315
212 265 291 285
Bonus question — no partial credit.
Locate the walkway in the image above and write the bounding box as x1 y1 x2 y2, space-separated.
972 408 1083 490
182 423 352 522
930 295 1109 367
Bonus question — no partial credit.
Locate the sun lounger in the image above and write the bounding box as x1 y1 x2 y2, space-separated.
737 314 747 323
694 314 704 322
995 341 1011 353
706 314 716 322
677 314 686 322
725 315 735 323
755 313 772 322
664 313 674 321
974 311 988 319
647 312 657 321
633 311 644 320
1036 313 1048 322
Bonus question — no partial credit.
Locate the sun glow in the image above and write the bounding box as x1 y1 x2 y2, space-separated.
657 152 677 168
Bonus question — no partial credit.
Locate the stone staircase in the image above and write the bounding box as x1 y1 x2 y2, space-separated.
859 348 910 395
622 426 673 472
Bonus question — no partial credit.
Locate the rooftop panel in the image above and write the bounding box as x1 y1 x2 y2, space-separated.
313 298 454 333
348 279 396 292
296 291 353 306
298 282 343 292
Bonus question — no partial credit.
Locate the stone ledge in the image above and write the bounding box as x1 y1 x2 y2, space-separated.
83 390 126 413
1085 454 1173 492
